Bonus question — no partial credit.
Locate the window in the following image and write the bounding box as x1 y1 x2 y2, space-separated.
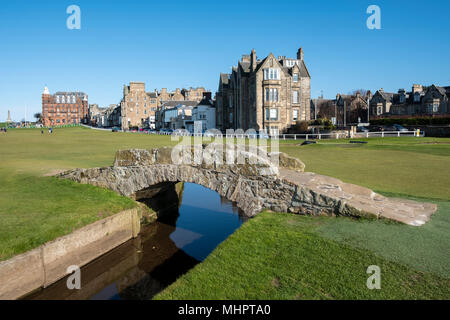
265 88 279 102
293 109 299 121
292 91 299 104
414 92 420 103
72 96 76 103
433 104 439 113
264 68 280 80
293 73 299 82
265 108 278 121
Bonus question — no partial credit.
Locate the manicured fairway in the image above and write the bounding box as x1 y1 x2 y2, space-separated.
1 127 449 300
0 127 175 260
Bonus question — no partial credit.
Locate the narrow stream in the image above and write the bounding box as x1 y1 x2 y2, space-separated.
27 183 245 300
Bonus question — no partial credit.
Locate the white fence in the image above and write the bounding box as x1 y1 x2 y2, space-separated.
168 130 424 140
82 125 424 140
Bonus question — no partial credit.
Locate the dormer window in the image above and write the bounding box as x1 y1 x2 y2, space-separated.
414 92 420 103
293 73 299 82
264 68 280 80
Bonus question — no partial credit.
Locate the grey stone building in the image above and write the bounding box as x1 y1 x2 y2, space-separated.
216 47 311 135
370 84 450 117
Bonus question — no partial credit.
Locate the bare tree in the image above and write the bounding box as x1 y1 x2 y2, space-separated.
349 89 369 97
317 100 336 120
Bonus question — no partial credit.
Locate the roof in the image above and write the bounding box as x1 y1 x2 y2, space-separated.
377 91 394 102
197 98 214 107
161 100 199 108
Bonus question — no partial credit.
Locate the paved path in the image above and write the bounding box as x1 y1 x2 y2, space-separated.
279 169 437 226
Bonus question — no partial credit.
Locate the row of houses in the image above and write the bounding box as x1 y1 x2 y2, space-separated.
41 45 450 131
314 84 450 126
86 83 212 131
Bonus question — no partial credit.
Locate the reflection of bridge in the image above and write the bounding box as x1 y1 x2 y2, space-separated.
60 144 436 226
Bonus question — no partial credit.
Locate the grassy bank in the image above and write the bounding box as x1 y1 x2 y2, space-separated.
156 212 449 300
0 127 175 260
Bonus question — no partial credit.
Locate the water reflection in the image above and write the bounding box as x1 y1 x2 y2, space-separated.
26 183 245 300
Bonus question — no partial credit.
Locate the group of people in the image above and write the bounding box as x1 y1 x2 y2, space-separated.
41 127 53 134
0 127 7 133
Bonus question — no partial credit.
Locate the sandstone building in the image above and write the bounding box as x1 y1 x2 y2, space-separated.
41 86 89 127
118 83 211 130
216 47 311 134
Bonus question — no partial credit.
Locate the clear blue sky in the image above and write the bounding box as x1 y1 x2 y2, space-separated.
1 0 449 121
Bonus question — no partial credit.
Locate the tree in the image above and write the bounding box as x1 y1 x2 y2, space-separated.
349 89 369 97
317 100 336 120
291 120 309 133
34 113 42 122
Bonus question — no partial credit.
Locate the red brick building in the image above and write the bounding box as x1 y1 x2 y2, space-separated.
41 86 89 126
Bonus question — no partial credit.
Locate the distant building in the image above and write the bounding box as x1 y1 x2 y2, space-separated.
216 47 311 135
157 101 199 130
335 92 370 125
119 82 211 130
370 84 450 117
192 98 216 133
41 86 89 127
6 110 12 123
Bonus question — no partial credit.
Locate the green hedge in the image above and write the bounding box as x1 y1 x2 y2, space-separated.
370 117 450 126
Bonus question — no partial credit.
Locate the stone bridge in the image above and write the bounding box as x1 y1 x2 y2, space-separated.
59 144 436 226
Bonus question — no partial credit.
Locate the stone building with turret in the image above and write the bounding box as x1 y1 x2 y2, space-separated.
216 47 311 134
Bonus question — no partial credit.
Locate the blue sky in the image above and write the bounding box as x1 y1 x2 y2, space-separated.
1 0 449 121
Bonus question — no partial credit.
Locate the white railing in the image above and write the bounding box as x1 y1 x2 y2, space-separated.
81 125 425 140
162 130 425 140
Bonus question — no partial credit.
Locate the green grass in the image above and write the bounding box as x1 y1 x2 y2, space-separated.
279 137 450 200
1 127 450 299
156 212 450 300
0 127 175 260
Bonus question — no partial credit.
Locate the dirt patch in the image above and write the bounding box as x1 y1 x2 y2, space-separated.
272 277 281 288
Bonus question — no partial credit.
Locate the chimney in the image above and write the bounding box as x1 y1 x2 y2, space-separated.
379 88 384 93
251 49 257 71
203 92 212 100
297 47 304 60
